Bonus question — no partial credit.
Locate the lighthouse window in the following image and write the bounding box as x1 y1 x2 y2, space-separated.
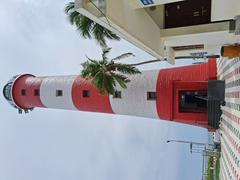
21 89 26 96
82 90 90 97
147 92 157 100
113 91 121 98
34 89 40 96
56 90 63 97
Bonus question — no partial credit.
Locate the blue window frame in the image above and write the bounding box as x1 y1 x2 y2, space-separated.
140 0 154 6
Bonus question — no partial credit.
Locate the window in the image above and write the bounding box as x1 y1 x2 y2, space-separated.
147 92 157 100
113 91 121 98
82 90 90 97
21 89 26 96
56 90 63 97
179 91 207 113
3 83 12 101
34 89 40 96
140 0 154 6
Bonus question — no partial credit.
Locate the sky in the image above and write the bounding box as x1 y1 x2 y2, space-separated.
0 0 208 180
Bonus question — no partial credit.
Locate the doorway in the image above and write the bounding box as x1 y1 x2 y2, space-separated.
179 90 207 113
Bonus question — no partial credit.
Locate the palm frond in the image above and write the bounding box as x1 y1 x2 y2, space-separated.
92 71 115 95
64 2 75 14
111 53 135 61
102 47 111 60
80 48 142 95
112 73 129 89
114 64 141 75
68 11 80 25
65 2 79 25
104 29 121 40
78 16 93 38
103 75 115 95
92 24 107 47
81 59 101 78
65 2 120 46
85 56 99 65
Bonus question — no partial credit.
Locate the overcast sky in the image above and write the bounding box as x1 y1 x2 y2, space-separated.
0 0 208 180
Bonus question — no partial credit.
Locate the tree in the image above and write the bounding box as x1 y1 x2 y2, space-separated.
65 2 120 47
81 48 161 95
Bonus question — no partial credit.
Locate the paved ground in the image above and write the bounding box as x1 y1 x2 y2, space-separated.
217 57 240 180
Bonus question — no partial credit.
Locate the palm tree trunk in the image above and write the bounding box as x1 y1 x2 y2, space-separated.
129 59 162 66
128 55 220 66
175 55 220 59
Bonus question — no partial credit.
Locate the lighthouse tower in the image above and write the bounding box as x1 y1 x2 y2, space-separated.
3 59 223 130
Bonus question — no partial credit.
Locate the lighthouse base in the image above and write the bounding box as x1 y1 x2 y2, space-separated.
207 80 225 129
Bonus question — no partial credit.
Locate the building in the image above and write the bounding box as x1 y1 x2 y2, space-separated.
74 0 240 64
3 59 224 130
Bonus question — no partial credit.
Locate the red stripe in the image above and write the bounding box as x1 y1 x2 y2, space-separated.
12 74 45 109
156 59 216 126
72 76 113 113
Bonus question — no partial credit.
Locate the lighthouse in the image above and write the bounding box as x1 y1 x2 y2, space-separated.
3 59 224 130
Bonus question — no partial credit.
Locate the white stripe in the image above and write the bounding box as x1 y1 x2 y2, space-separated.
109 70 159 118
40 76 77 110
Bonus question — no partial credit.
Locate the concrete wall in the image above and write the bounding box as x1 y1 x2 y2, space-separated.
145 5 164 29
106 0 163 58
131 0 183 9
211 0 240 21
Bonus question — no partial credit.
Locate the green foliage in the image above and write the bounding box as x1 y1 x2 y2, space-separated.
81 48 141 95
216 159 220 180
207 157 213 180
65 2 120 47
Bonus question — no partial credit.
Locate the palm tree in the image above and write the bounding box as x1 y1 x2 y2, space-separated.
65 2 120 47
81 48 161 95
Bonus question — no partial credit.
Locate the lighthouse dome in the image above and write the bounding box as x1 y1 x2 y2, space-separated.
3 75 26 113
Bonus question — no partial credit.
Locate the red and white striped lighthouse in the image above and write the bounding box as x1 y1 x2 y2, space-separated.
3 59 219 129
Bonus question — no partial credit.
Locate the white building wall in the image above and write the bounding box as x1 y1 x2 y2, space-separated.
145 5 164 29
109 70 159 118
106 0 162 57
211 0 240 21
40 76 77 110
131 0 183 9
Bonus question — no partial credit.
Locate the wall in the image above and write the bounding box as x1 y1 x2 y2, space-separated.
217 57 240 180
131 0 183 9
211 0 240 21
145 5 164 29
106 0 163 58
